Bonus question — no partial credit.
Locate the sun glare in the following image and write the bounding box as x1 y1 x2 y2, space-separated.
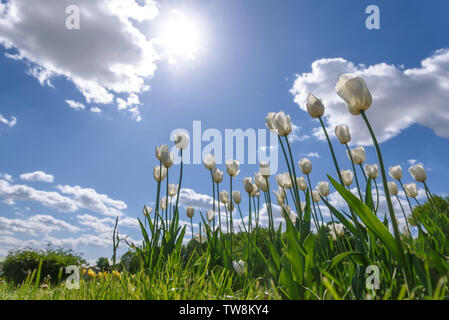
160 10 202 62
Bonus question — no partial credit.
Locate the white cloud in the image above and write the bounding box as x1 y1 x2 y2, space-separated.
90 106 102 113
288 123 311 143
0 113 17 127
65 100 85 111
0 0 160 120
301 152 320 158
290 49 449 145
20 171 54 183
0 214 80 236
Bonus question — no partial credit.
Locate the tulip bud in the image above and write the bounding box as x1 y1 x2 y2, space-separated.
212 168 223 183
254 172 269 192
250 184 259 197
227 202 235 212
334 124 351 145
168 184 178 197
160 197 167 211
317 181 330 197
312 190 321 202
265 112 278 135
299 158 312 175
281 205 291 217
296 177 307 191
279 173 293 189
195 234 207 243
243 177 254 194
186 206 194 218
404 183 419 198
219 190 229 204
346 146 366 165
273 111 292 136
232 260 246 275
203 154 216 170
226 159 240 177
289 213 297 224
300 201 306 213
259 162 271 178
143 205 153 217
329 223 345 241
306 93 325 118
340 170 354 186
173 132 189 150
155 144 168 161
153 165 167 182
364 164 379 179
389 165 402 180
161 150 175 168
335 74 372 115
232 191 242 204
206 210 215 222
409 164 426 183
387 181 399 196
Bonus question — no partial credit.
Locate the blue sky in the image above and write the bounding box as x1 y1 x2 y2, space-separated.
1 0 449 263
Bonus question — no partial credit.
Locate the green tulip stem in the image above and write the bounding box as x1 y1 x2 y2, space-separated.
345 144 364 201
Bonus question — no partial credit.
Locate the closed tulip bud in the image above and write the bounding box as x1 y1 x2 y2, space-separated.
254 172 269 192
232 191 242 204
226 159 240 177
289 213 297 224
404 183 419 198
250 184 259 197
299 158 312 175
206 210 215 222
232 260 246 275
259 161 271 178
281 205 291 217
275 194 284 206
155 144 168 161
300 201 306 212
281 173 293 189
296 176 307 191
317 181 330 197
227 202 235 212
153 165 167 182
203 154 216 170
389 165 403 180
409 164 426 183
346 146 366 165
219 190 229 204
143 205 153 217
364 164 379 179
387 181 399 196
160 197 168 211
273 111 292 136
168 184 178 197
306 93 325 118
212 168 223 183
340 170 354 187
265 112 278 134
312 190 321 202
173 132 189 150
243 177 254 194
335 74 372 115
329 223 345 241
195 234 207 243
186 206 194 218
334 124 351 144
161 150 175 168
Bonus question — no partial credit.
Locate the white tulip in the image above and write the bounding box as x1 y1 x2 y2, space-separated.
143 205 153 217
265 112 278 134
227 202 235 212
329 223 345 241
306 93 325 118
346 146 366 165
364 164 379 179
212 168 223 183
274 111 292 136
161 149 175 168
387 181 399 196
232 191 242 204
153 165 167 182
254 172 269 192
317 181 330 197
409 164 426 183
289 213 297 224
296 176 307 191
340 170 354 186
250 184 259 197
219 190 229 204
299 158 312 175
206 210 215 222
281 205 291 217
404 183 419 198
168 184 178 197
203 154 216 170
186 207 194 218
226 159 240 177
334 124 351 145
312 190 321 202
259 161 271 178
389 165 403 180
243 177 254 194
195 234 207 244
155 144 168 161
173 132 189 150
160 197 167 211
232 260 246 275
335 74 372 115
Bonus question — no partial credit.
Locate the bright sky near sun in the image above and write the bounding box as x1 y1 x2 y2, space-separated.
1 0 449 263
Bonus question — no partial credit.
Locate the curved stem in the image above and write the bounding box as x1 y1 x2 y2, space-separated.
319 116 344 185
374 179 380 215
395 195 411 237
175 149 183 216
345 144 363 201
306 174 320 232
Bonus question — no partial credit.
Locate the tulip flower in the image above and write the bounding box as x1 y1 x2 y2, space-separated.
206 210 215 222
409 164 426 183
312 190 321 202
388 181 399 196
187 207 194 218
232 191 242 204
254 172 269 192
289 213 297 224
219 190 229 204
273 111 292 137
335 74 372 115
143 205 153 217
389 165 403 180
160 197 168 211
341 170 354 187
168 184 178 197
195 234 207 244
173 132 189 150
299 158 312 175
232 260 246 275
212 168 223 183
346 146 366 165
265 112 278 134
329 223 345 241
155 144 168 161
226 159 240 177
365 164 379 179
227 201 235 212
317 181 330 197
306 93 325 118
259 161 271 178
203 154 216 170
250 184 259 197
281 205 291 217
296 176 307 191
153 165 167 182
161 150 175 168
243 177 254 194
334 124 351 145
404 183 419 199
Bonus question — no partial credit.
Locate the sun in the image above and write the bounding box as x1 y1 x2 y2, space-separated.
159 10 203 62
